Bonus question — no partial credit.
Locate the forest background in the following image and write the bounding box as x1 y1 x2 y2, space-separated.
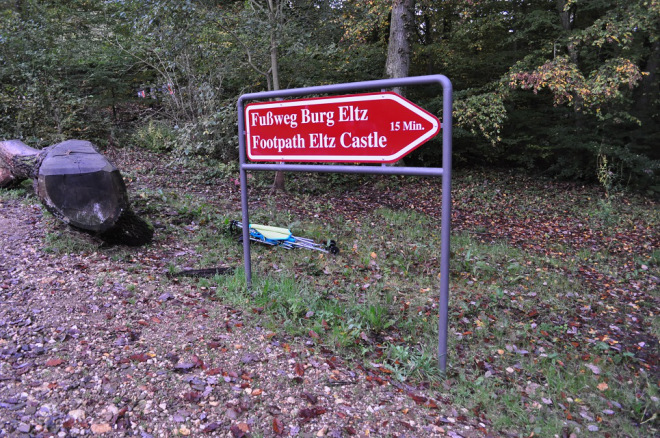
0 0 658 191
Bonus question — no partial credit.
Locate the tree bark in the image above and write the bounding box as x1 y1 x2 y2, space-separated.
556 0 578 65
267 0 286 192
0 139 152 245
636 39 660 110
0 140 40 187
385 0 416 166
385 0 416 96
556 0 583 123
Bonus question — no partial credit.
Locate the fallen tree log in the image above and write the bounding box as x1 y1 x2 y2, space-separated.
0 139 153 246
166 266 235 278
0 139 41 187
34 140 129 232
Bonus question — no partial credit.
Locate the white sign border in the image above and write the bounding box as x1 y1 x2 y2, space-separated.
245 93 440 163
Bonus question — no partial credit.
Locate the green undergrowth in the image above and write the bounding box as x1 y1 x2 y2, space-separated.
206 175 657 437
206 200 657 436
0 179 35 202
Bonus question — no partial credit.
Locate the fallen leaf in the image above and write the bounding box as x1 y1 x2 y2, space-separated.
294 362 305 377
183 391 202 402
174 362 196 372
299 407 327 422
90 423 112 434
203 422 220 433
68 409 85 420
273 417 285 435
585 363 601 375
129 353 149 363
302 392 318 404
45 358 64 367
580 411 594 421
192 355 205 369
230 423 250 438
410 394 428 405
597 382 608 391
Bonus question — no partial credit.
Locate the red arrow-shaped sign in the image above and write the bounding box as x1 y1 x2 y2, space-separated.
245 92 440 163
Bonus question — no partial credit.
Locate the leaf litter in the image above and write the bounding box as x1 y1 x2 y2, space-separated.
0 149 657 436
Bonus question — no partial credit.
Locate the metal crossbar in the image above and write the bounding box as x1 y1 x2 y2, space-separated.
237 74 452 372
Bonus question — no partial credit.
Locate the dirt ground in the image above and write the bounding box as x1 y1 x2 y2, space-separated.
0 160 478 437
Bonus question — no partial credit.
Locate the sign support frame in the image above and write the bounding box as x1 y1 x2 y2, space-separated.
237 75 452 372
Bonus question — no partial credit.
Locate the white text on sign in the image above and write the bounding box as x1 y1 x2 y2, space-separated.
250 106 385 152
245 92 440 163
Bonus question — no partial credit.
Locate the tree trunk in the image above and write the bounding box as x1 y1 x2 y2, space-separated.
556 0 583 122
556 0 578 65
385 0 416 166
385 0 416 96
268 0 286 192
636 39 660 110
0 139 152 245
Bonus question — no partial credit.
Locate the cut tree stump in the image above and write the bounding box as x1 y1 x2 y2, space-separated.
0 139 153 246
35 140 129 233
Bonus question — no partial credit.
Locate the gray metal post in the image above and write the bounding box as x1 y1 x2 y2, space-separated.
438 77 453 372
237 97 252 286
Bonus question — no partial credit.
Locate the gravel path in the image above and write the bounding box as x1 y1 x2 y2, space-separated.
0 196 478 437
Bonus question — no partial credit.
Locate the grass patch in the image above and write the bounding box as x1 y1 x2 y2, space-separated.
43 229 98 254
0 179 36 202
201 171 659 436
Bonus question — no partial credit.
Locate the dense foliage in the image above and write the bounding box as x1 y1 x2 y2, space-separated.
1 0 658 190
